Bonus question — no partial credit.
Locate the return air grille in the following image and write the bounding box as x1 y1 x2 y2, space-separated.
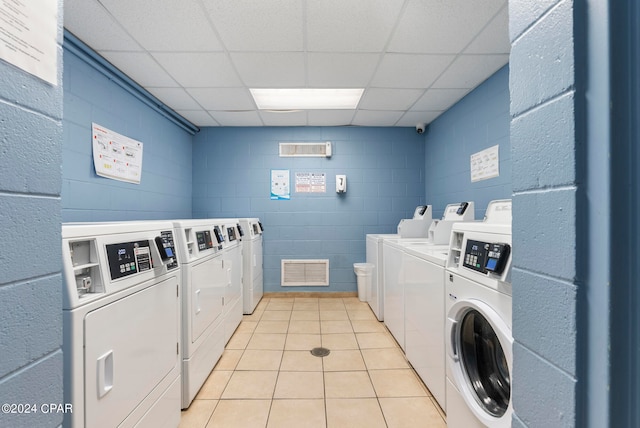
279 142 332 157
281 259 329 286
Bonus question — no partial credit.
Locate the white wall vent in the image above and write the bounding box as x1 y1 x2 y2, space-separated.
279 142 332 158
281 259 329 286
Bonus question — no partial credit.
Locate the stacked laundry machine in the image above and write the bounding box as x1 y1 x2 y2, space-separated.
239 218 264 314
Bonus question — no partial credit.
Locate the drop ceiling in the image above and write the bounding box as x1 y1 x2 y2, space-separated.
63 0 509 128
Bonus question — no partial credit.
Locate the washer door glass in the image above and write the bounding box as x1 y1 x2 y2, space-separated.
458 309 510 417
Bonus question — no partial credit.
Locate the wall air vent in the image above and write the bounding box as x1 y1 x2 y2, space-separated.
281 259 329 286
279 142 332 158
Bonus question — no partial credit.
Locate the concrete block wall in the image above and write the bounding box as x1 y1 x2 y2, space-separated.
424 65 511 218
509 1 580 426
0 1 64 427
193 127 425 293
62 42 193 222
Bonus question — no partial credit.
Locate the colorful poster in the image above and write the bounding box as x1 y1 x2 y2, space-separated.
271 169 290 200
470 144 499 182
92 123 144 184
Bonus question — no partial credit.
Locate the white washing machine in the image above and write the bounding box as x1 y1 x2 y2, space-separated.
216 219 244 343
172 219 226 408
445 199 513 427
62 221 181 428
238 218 263 314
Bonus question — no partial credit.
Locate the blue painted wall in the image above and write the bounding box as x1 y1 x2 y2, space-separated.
509 1 581 427
0 1 64 427
193 127 425 293
62 44 193 222
424 65 511 218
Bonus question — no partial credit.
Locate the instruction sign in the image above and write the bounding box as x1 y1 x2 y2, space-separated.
470 144 499 182
295 172 326 193
271 169 290 200
92 123 144 184
0 0 58 85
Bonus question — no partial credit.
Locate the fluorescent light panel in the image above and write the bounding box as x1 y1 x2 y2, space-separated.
250 88 364 110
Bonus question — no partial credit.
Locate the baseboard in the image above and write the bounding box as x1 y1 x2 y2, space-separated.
263 291 358 299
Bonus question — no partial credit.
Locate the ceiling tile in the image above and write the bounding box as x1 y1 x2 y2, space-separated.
209 111 264 126
359 88 425 110
388 0 506 54
412 88 470 111
152 52 242 87
306 0 405 52
231 52 306 87
187 88 255 111
99 0 223 52
371 54 455 88
202 0 303 51
465 6 510 54
307 110 356 126
431 54 509 89
260 111 308 126
64 0 140 51
307 53 380 87
352 110 404 126
146 88 201 110
395 111 443 126
100 51 178 87
176 110 218 126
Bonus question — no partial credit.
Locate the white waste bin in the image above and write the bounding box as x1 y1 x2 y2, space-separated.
353 263 374 302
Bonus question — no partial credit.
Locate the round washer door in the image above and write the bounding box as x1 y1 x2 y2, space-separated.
447 299 513 427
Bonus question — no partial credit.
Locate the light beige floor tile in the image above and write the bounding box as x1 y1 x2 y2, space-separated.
379 397 447 428
348 309 378 321
266 300 294 311
324 371 376 398
361 348 410 370
270 297 295 302
431 396 446 420
321 320 353 334
290 310 320 321
179 399 217 428
246 333 286 350
255 299 270 311
294 297 319 303
220 370 278 399
351 320 387 333
293 301 319 311
196 371 233 400
369 369 429 397
260 310 291 321
213 349 244 371
318 299 346 310
356 332 399 349
284 333 321 351
280 350 324 371
343 298 370 310
254 320 289 334
288 320 321 334
322 349 366 371
225 332 252 350
321 333 359 350
205 399 270 428
326 398 386 428
274 371 324 398
234 321 258 334
320 310 349 320
267 399 326 428
235 349 283 371
242 310 263 322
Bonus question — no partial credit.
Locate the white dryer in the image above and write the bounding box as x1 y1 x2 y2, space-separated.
62 222 181 428
216 219 244 343
172 220 226 408
238 218 263 314
445 199 513 428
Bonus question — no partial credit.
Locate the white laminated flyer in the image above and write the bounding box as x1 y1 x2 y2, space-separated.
0 0 58 85
92 123 144 184
295 172 326 193
271 169 290 200
470 144 499 182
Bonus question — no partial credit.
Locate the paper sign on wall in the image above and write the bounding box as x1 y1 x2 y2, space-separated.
295 172 326 193
470 144 499 182
0 0 58 85
271 169 290 200
92 123 143 184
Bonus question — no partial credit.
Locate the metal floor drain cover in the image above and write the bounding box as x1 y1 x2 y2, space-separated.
310 347 330 357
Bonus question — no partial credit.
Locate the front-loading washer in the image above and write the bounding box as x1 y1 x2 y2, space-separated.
216 219 244 343
62 221 181 428
238 218 263 314
445 199 513 427
172 219 226 408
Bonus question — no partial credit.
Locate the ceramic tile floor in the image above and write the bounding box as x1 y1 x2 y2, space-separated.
179 296 447 428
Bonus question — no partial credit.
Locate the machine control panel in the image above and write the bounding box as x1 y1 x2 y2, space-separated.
196 230 214 250
227 226 237 242
156 230 178 270
106 240 151 280
213 226 224 249
463 240 510 275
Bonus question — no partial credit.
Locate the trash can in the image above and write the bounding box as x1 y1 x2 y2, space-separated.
353 263 374 302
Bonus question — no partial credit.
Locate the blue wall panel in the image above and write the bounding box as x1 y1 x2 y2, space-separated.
424 65 511 218
193 127 425 293
62 48 193 222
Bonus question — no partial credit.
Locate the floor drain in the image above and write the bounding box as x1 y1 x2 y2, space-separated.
310 347 330 357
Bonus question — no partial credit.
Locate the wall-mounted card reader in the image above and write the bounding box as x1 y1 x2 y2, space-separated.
463 240 510 275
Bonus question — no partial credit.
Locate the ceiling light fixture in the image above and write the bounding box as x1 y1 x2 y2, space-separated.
250 88 364 110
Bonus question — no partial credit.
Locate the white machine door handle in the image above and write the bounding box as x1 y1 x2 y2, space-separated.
195 289 201 314
447 320 459 361
97 350 114 398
